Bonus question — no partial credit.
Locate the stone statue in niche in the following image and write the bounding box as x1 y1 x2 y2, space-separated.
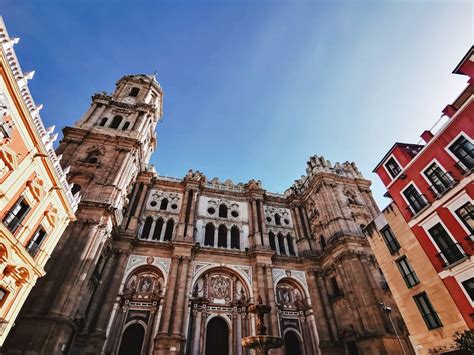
141 278 151 292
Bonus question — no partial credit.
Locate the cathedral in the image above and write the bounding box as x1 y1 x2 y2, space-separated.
4 74 411 354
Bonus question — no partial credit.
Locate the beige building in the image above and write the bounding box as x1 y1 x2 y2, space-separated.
365 203 470 354
4 73 413 355
0 18 78 345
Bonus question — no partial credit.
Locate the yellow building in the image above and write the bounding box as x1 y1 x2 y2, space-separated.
365 203 469 354
0 17 77 345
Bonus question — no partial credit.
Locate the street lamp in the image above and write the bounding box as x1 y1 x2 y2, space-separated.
380 302 407 355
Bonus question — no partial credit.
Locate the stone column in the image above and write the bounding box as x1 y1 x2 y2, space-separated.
256 264 266 303
149 218 157 240
158 256 180 335
176 189 190 240
264 266 279 337
185 189 199 240
172 256 190 335
236 310 243 355
191 308 202 354
247 200 255 247
259 200 269 247
159 223 166 241
306 270 331 343
90 104 107 125
214 228 218 248
227 228 231 249
251 200 262 246
315 272 338 341
283 237 290 256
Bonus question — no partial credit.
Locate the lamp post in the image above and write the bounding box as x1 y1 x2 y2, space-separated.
380 302 406 355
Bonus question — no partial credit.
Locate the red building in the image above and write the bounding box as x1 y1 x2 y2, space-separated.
374 46 474 330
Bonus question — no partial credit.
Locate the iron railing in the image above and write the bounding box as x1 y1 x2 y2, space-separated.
435 243 467 267
405 194 428 216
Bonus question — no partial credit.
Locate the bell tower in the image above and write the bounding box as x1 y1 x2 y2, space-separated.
4 75 164 354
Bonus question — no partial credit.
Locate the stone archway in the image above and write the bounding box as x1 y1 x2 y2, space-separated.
205 316 229 355
284 330 302 355
118 323 145 355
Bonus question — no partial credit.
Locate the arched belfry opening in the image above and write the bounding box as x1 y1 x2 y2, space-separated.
118 323 145 355
205 317 229 355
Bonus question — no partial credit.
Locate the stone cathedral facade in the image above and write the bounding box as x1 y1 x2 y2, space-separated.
4 75 411 355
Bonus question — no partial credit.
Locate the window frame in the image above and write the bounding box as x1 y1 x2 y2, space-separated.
400 182 428 215
413 292 442 330
2 196 31 234
380 225 401 254
426 221 465 266
395 256 419 288
383 154 403 180
26 225 48 258
420 159 454 197
454 202 474 234
444 131 473 172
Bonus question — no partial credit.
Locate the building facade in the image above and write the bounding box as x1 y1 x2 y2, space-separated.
4 74 412 355
368 47 474 353
0 18 78 345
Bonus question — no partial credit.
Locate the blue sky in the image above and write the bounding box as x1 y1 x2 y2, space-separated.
2 1 473 207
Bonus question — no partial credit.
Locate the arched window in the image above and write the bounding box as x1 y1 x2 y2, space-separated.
320 235 326 249
122 122 130 130
269 232 276 251
99 117 108 126
205 223 215 246
287 235 295 255
71 184 81 196
231 226 240 249
118 323 145 355
160 198 168 210
110 115 123 129
219 204 228 218
278 233 286 255
129 87 140 97
283 330 302 355
164 219 174 241
275 214 281 225
141 217 153 239
218 225 227 248
152 218 164 240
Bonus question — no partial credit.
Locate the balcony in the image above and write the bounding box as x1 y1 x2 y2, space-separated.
453 149 473 175
405 194 429 217
427 173 457 199
436 243 468 268
2 215 24 234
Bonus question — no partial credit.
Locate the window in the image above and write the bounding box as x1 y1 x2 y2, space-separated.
413 292 442 329
160 198 168 210
274 214 281 225
152 218 164 240
287 235 295 255
461 278 474 302
219 204 228 218
380 226 400 254
26 227 47 257
385 157 402 178
424 162 453 196
455 202 474 233
449 135 473 171
71 184 81 196
277 233 286 255
129 87 140 97
428 223 465 266
163 219 174 241
122 122 130 130
140 217 153 239
231 226 240 249
269 232 276 251
402 184 427 215
110 115 123 129
204 223 215 246
218 225 227 247
99 117 108 126
330 277 341 296
0 287 8 307
3 197 31 233
320 235 326 249
396 257 419 288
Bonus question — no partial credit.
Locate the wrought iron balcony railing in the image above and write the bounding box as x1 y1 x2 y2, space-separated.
435 243 467 268
405 194 429 217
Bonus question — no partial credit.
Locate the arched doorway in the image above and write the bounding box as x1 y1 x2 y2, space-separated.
118 323 145 355
205 316 229 355
284 330 302 355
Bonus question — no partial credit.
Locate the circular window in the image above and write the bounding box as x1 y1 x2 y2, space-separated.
150 201 157 207
88 157 98 164
171 204 178 210
231 210 239 218
208 207 216 215
266 217 272 222
284 219 290 225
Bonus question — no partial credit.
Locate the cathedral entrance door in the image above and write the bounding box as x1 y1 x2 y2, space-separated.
284 331 302 355
118 323 145 355
205 316 229 355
